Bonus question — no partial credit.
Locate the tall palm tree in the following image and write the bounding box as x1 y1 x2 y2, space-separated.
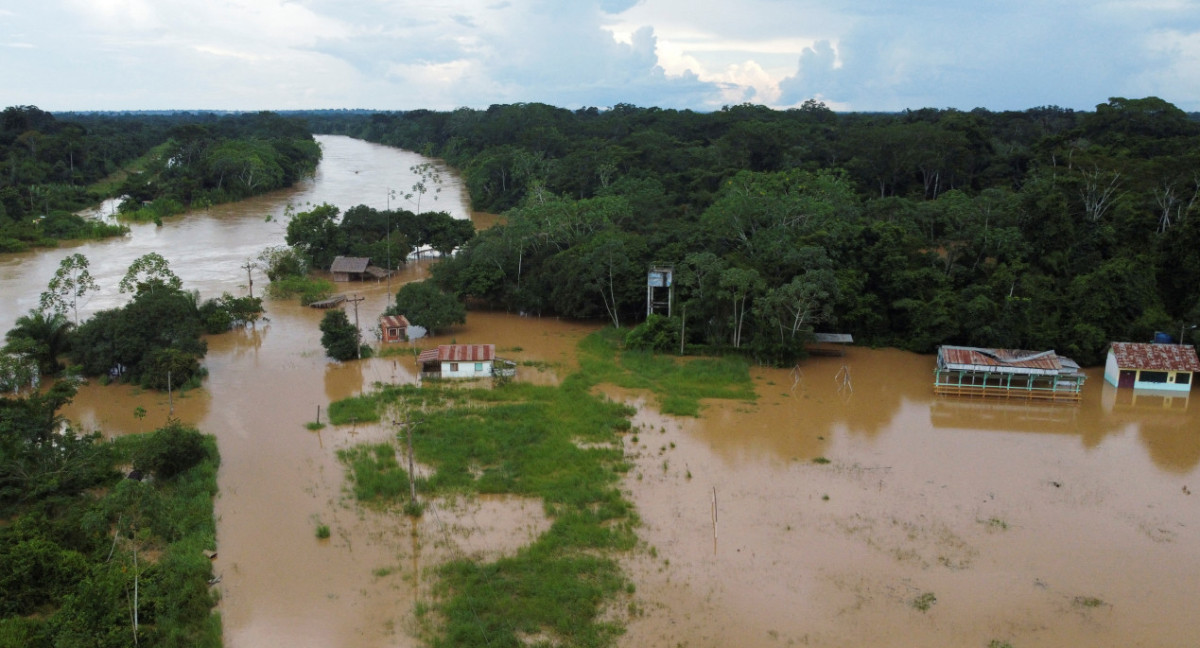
4 309 73 375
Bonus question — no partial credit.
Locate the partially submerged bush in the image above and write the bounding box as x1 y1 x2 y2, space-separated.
134 422 207 479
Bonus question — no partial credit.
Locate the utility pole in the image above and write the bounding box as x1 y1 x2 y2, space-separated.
386 189 395 309
346 294 365 359
241 260 256 298
392 408 424 505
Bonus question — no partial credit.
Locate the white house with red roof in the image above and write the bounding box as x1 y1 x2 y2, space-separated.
1104 342 1200 392
417 344 496 379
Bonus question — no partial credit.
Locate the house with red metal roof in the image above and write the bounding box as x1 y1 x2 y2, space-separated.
934 346 1085 401
1104 342 1199 392
379 314 410 343
417 344 497 379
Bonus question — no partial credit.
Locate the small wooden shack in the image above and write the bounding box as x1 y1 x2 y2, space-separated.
330 256 370 281
808 332 854 356
933 346 1085 401
418 344 496 379
1104 342 1198 392
380 314 410 343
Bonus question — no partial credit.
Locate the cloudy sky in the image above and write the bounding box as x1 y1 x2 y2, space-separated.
3 0 1199 113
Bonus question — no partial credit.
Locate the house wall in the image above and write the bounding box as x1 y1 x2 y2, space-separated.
1131 370 1193 392
1104 352 1120 386
440 360 493 379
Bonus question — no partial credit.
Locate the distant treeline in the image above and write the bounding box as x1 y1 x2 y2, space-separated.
296 98 1200 365
1 106 320 251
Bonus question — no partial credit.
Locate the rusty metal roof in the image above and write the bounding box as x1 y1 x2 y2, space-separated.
937 346 1073 375
1109 342 1200 372
419 344 495 364
379 314 409 328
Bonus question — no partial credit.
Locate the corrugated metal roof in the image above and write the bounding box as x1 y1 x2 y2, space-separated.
380 314 409 328
419 344 495 363
1109 342 1200 372
330 256 370 273
937 346 1070 375
440 344 494 362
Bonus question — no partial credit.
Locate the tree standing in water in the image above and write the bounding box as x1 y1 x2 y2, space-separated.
320 309 367 361
40 252 99 324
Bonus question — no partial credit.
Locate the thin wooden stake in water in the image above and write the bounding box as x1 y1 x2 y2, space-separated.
711 486 718 554
405 411 417 502
835 364 853 394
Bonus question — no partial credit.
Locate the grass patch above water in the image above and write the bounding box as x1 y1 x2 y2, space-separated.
264 275 335 305
577 328 756 416
334 379 636 646
329 329 757 648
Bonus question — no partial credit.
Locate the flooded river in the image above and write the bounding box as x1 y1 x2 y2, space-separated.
3 136 1198 647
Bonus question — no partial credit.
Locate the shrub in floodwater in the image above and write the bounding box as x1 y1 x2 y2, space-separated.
812 456 831 464
133 421 208 479
316 524 331 539
911 592 937 612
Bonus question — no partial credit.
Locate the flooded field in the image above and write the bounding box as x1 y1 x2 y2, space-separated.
3 136 1198 647
613 349 1200 648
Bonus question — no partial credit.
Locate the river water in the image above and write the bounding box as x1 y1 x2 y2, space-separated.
2 136 1198 647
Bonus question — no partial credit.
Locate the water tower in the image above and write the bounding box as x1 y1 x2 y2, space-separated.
646 264 673 317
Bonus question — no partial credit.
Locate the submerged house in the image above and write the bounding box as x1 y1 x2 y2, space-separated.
379 314 410 343
1104 342 1199 392
330 256 371 281
934 346 1085 401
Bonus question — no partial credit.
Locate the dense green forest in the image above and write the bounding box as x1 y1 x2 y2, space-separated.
299 98 1200 365
0 382 221 647
1 107 321 251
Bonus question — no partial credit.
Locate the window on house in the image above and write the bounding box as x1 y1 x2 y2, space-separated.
1139 371 1168 383
450 362 459 371
475 362 483 371
1176 372 1191 385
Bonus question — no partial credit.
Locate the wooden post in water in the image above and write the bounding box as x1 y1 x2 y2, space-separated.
711 486 718 554
406 414 416 502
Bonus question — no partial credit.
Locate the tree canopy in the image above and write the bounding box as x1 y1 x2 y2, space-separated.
300 98 1200 365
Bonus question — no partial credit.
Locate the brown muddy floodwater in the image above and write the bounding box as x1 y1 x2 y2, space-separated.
611 349 1200 648
3 136 1199 647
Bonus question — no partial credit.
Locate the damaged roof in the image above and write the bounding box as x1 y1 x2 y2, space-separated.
937 346 1078 376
